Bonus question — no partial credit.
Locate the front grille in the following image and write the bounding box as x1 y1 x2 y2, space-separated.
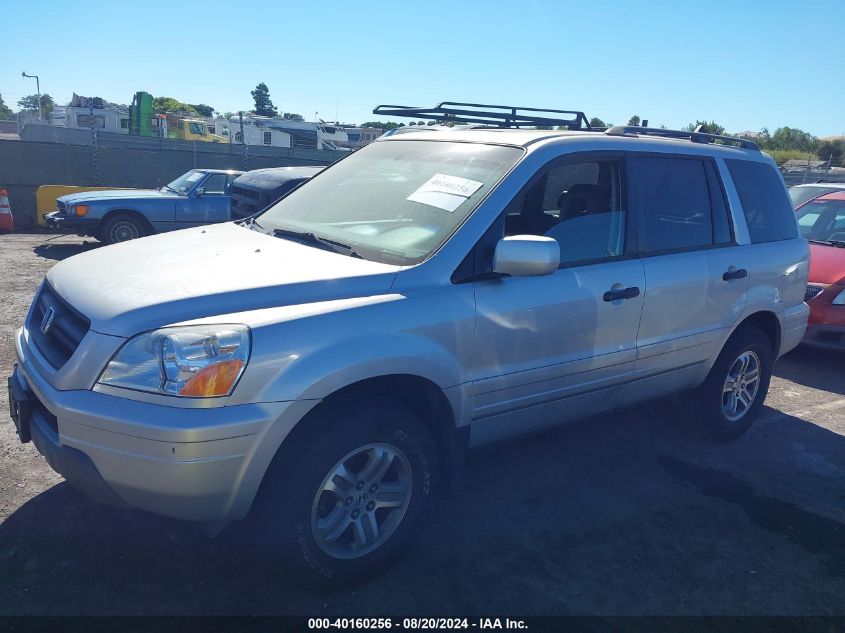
56 200 67 214
29 284 90 369
805 285 824 302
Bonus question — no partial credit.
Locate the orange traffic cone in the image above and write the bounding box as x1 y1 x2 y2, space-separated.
0 190 13 232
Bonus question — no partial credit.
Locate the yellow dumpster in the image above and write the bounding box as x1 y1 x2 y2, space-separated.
36 185 132 228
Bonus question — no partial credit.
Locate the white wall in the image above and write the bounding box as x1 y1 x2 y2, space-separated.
229 120 292 148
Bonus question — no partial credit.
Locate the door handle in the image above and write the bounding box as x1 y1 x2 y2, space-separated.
603 286 640 302
722 268 748 281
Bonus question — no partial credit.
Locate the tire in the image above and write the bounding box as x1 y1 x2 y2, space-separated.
99 213 148 245
691 325 773 441
252 398 439 589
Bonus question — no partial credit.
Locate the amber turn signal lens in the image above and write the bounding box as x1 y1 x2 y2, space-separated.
179 360 244 397
75 205 89 217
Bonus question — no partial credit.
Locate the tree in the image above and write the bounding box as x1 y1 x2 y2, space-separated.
0 92 12 120
816 140 845 166
684 120 726 135
18 93 55 116
251 82 277 117
152 96 197 115
627 115 641 126
588 117 607 128
767 127 818 152
359 121 402 130
189 103 215 117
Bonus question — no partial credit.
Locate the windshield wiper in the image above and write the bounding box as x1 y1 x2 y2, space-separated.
238 215 267 231
808 238 845 248
160 184 180 194
272 227 362 258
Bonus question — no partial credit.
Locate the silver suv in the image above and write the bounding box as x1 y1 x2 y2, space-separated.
7 105 809 587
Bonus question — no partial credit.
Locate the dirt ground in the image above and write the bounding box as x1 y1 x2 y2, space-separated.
1 232 844 616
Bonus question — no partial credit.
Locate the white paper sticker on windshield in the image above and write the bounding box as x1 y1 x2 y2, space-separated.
187 172 204 182
407 174 484 212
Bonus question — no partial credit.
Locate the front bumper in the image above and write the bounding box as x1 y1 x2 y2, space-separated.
802 323 845 351
10 327 315 524
44 211 99 233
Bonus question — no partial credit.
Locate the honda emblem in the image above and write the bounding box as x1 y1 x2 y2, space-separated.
40 306 56 335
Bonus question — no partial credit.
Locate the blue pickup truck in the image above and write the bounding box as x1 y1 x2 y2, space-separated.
45 169 244 245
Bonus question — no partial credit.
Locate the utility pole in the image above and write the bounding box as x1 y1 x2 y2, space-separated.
90 105 99 185
21 71 42 121
238 111 248 170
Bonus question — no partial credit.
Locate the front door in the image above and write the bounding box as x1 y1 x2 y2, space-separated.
470 155 645 446
177 173 232 226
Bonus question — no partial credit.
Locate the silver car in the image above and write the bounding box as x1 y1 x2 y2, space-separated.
8 125 809 587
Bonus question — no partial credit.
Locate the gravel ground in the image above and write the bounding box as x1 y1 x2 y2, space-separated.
1 232 844 616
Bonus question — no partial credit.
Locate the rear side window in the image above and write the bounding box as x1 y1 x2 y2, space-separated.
635 156 714 252
726 159 798 243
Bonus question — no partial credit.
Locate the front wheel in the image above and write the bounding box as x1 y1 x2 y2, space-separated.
253 399 438 588
99 214 148 245
691 325 773 441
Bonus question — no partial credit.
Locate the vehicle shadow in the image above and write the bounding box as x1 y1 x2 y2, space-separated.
33 241 100 261
774 345 845 396
2 400 844 615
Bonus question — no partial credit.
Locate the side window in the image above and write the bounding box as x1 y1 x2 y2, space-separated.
201 174 227 195
504 159 625 265
263 131 272 145
796 200 845 240
726 159 798 243
225 175 238 194
635 156 713 252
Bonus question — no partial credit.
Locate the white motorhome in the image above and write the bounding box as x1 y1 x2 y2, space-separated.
228 115 349 150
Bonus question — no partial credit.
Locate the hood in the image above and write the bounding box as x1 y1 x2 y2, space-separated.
46 222 402 337
58 189 179 205
808 242 845 285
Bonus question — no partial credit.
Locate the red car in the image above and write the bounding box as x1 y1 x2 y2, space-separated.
796 191 845 349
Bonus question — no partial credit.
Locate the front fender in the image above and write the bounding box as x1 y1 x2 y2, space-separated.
234 331 467 407
102 201 175 223
226 288 475 411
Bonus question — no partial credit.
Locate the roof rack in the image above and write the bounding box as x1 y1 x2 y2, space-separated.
605 125 760 150
373 102 592 129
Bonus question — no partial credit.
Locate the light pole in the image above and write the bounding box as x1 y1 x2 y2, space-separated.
21 71 42 120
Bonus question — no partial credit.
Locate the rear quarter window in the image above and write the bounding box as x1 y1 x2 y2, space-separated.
726 159 798 243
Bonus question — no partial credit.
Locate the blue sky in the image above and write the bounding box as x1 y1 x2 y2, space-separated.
2 0 843 136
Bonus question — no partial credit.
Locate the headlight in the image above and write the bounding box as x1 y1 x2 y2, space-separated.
833 288 845 306
98 325 250 397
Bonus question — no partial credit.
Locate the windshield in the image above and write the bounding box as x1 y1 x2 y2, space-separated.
257 140 523 264
789 186 837 209
165 170 205 194
796 199 845 242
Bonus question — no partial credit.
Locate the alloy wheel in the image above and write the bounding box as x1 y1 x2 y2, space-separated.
110 221 140 243
722 350 761 422
310 443 412 559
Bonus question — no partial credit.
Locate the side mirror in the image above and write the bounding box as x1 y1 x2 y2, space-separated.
492 235 560 277
195 187 205 196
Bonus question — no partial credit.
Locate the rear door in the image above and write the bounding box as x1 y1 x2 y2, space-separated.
470 153 646 444
623 153 748 405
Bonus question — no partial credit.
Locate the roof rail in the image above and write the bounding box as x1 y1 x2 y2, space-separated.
373 102 593 129
605 125 760 150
